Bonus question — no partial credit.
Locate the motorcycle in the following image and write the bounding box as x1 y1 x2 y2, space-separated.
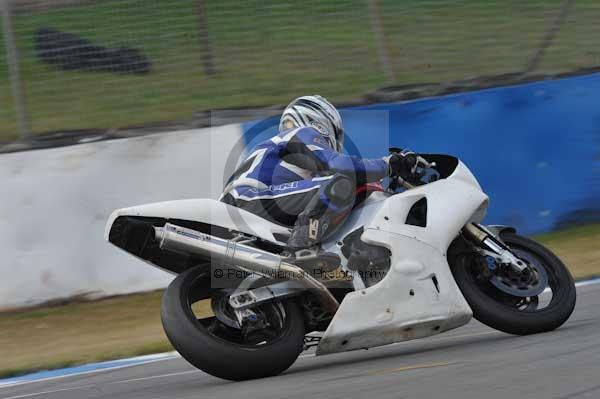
105 150 576 381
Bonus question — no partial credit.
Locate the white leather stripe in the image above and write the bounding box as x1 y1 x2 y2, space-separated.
226 178 269 193
279 160 313 179
232 185 320 200
270 127 301 144
312 175 336 181
306 144 325 151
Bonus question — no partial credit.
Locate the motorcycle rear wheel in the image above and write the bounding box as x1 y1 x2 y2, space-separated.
161 265 305 381
451 232 576 335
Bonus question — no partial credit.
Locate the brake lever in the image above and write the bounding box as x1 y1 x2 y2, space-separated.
402 157 438 190
417 155 436 169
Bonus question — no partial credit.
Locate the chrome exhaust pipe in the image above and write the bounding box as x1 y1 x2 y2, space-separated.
154 223 339 314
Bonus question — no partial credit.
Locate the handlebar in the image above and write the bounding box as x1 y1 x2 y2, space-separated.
392 154 437 191
388 147 437 170
416 155 436 170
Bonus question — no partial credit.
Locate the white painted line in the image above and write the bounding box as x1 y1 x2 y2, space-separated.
0 353 180 389
542 277 600 294
0 384 97 399
575 277 600 288
2 336 483 399
0 370 203 399
108 370 200 385
2 277 599 389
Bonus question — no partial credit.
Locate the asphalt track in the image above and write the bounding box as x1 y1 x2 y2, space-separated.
2 282 600 399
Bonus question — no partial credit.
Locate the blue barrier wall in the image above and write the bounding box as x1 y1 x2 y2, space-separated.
242 74 600 235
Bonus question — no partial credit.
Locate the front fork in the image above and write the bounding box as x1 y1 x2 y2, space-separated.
462 223 527 274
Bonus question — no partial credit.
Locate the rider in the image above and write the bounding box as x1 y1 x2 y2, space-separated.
220 95 418 268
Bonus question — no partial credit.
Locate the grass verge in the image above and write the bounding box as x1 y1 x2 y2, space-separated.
533 224 600 280
0 291 173 379
1 223 598 379
2 0 600 140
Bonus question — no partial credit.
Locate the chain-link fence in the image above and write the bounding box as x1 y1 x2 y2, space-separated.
1 0 599 142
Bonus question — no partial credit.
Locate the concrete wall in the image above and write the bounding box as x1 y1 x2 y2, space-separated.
0 125 244 308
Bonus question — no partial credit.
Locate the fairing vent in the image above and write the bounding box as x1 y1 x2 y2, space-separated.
406 198 427 227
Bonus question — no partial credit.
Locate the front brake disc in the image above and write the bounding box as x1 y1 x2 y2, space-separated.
489 252 548 297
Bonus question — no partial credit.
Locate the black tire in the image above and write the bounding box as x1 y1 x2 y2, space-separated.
161 265 305 381
451 232 576 335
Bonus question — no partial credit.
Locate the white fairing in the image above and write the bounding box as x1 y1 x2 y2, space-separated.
104 199 291 245
104 159 490 355
316 160 489 354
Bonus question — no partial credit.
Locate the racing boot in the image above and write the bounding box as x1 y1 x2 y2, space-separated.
283 174 355 274
283 218 341 275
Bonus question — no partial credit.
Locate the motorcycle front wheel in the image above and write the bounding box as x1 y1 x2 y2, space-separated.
161 264 305 381
450 232 576 335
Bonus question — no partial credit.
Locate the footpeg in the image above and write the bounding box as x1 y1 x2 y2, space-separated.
285 250 341 273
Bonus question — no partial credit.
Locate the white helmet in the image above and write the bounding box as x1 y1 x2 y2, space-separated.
279 95 344 152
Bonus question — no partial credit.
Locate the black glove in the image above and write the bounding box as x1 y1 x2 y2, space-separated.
386 151 419 180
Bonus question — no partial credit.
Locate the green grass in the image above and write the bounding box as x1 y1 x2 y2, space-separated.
0 223 598 378
0 290 168 378
535 223 600 243
0 290 214 379
534 224 600 280
0 342 174 381
1 0 600 140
